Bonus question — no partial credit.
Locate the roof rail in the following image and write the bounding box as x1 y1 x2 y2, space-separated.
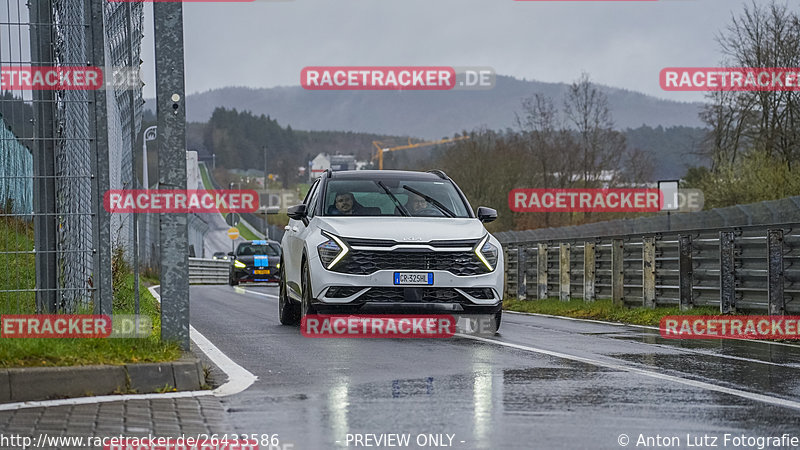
427 169 448 180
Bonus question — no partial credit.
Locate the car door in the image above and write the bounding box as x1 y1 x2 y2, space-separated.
284 179 320 297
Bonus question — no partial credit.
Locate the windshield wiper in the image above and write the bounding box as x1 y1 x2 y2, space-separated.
401 185 455 217
377 181 410 216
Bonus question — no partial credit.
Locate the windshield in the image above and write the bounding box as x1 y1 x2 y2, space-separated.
323 179 471 217
235 243 281 256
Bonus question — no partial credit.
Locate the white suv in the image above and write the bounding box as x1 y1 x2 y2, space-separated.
278 170 504 329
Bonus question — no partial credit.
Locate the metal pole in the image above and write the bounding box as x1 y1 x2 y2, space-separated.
29 0 58 313
89 0 113 315
263 144 269 239
154 2 190 349
125 2 141 324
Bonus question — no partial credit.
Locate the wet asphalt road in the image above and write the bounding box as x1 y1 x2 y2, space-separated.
190 285 800 450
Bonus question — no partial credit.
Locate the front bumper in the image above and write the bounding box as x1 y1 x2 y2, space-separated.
231 267 280 283
306 253 503 310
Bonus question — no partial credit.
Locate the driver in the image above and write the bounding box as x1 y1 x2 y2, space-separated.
333 192 360 215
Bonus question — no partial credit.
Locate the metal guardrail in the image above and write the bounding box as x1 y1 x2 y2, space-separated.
500 222 800 314
188 258 230 285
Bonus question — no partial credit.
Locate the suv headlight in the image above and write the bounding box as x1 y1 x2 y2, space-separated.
234 259 246 269
474 235 498 271
318 231 349 270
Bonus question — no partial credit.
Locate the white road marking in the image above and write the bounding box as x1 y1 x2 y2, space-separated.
505 311 800 368
505 309 800 349
459 333 800 411
234 286 279 299
0 285 258 411
150 286 258 397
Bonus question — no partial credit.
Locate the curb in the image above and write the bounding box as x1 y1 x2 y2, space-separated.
0 358 205 403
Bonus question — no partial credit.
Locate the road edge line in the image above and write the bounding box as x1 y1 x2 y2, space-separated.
504 310 800 349
458 333 800 411
149 285 258 397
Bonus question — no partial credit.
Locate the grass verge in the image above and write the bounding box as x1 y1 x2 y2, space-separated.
503 297 720 327
1 273 182 368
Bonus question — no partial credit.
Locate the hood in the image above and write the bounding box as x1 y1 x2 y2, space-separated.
234 255 280 266
316 217 488 242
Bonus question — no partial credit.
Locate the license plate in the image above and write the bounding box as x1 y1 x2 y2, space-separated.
254 269 270 275
394 272 433 285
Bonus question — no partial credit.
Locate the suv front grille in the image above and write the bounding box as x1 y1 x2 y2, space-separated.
333 250 488 276
358 287 466 303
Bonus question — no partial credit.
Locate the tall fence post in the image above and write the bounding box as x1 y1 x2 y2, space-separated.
517 246 527 300
29 0 58 313
612 239 624 306
719 231 736 314
559 243 570 301
642 237 656 309
583 242 595 303
537 243 548 299
89 0 113 315
678 235 694 311
155 3 190 349
768 229 785 315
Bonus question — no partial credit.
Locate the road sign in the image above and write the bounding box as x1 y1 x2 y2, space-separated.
226 213 240 226
227 227 240 240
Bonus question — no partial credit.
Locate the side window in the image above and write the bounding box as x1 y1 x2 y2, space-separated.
305 180 321 218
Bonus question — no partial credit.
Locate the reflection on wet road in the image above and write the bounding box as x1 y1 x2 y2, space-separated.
191 285 800 449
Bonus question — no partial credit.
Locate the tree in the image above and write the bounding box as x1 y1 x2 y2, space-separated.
703 1 800 167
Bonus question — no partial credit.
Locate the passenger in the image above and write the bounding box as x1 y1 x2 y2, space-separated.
406 194 429 214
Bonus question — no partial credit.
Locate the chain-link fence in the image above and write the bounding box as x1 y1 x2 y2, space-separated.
1 0 144 314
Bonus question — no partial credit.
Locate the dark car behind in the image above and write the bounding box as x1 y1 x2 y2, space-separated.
229 240 282 285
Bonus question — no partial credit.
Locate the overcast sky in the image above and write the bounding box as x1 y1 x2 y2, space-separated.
140 0 784 104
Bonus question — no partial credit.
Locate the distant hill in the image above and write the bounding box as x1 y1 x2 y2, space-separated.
144 75 706 139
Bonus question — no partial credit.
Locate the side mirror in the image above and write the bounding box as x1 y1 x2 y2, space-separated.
477 206 497 223
287 204 308 220
227 251 234 257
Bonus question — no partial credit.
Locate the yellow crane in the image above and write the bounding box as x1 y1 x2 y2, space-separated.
372 136 470 170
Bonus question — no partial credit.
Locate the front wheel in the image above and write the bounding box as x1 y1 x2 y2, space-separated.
278 259 299 325
228 275 238 286
300 262 318 320
494 310 502 333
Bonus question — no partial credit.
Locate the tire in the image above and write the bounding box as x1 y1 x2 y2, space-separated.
228 276 238 286
494 310 502 333
300 261 317 320
278 258 299 325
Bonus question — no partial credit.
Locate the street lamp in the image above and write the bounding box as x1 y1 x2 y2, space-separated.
142 126 157 189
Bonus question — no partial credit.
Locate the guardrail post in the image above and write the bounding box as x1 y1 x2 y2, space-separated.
612 239 624 306
678 235 694 311
768 229 785 315
642 237 656 309
537 243 548 299
559 243 570 301
525 247 536 300
583 242 596 303
720 231 736 314
517 247 527 300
